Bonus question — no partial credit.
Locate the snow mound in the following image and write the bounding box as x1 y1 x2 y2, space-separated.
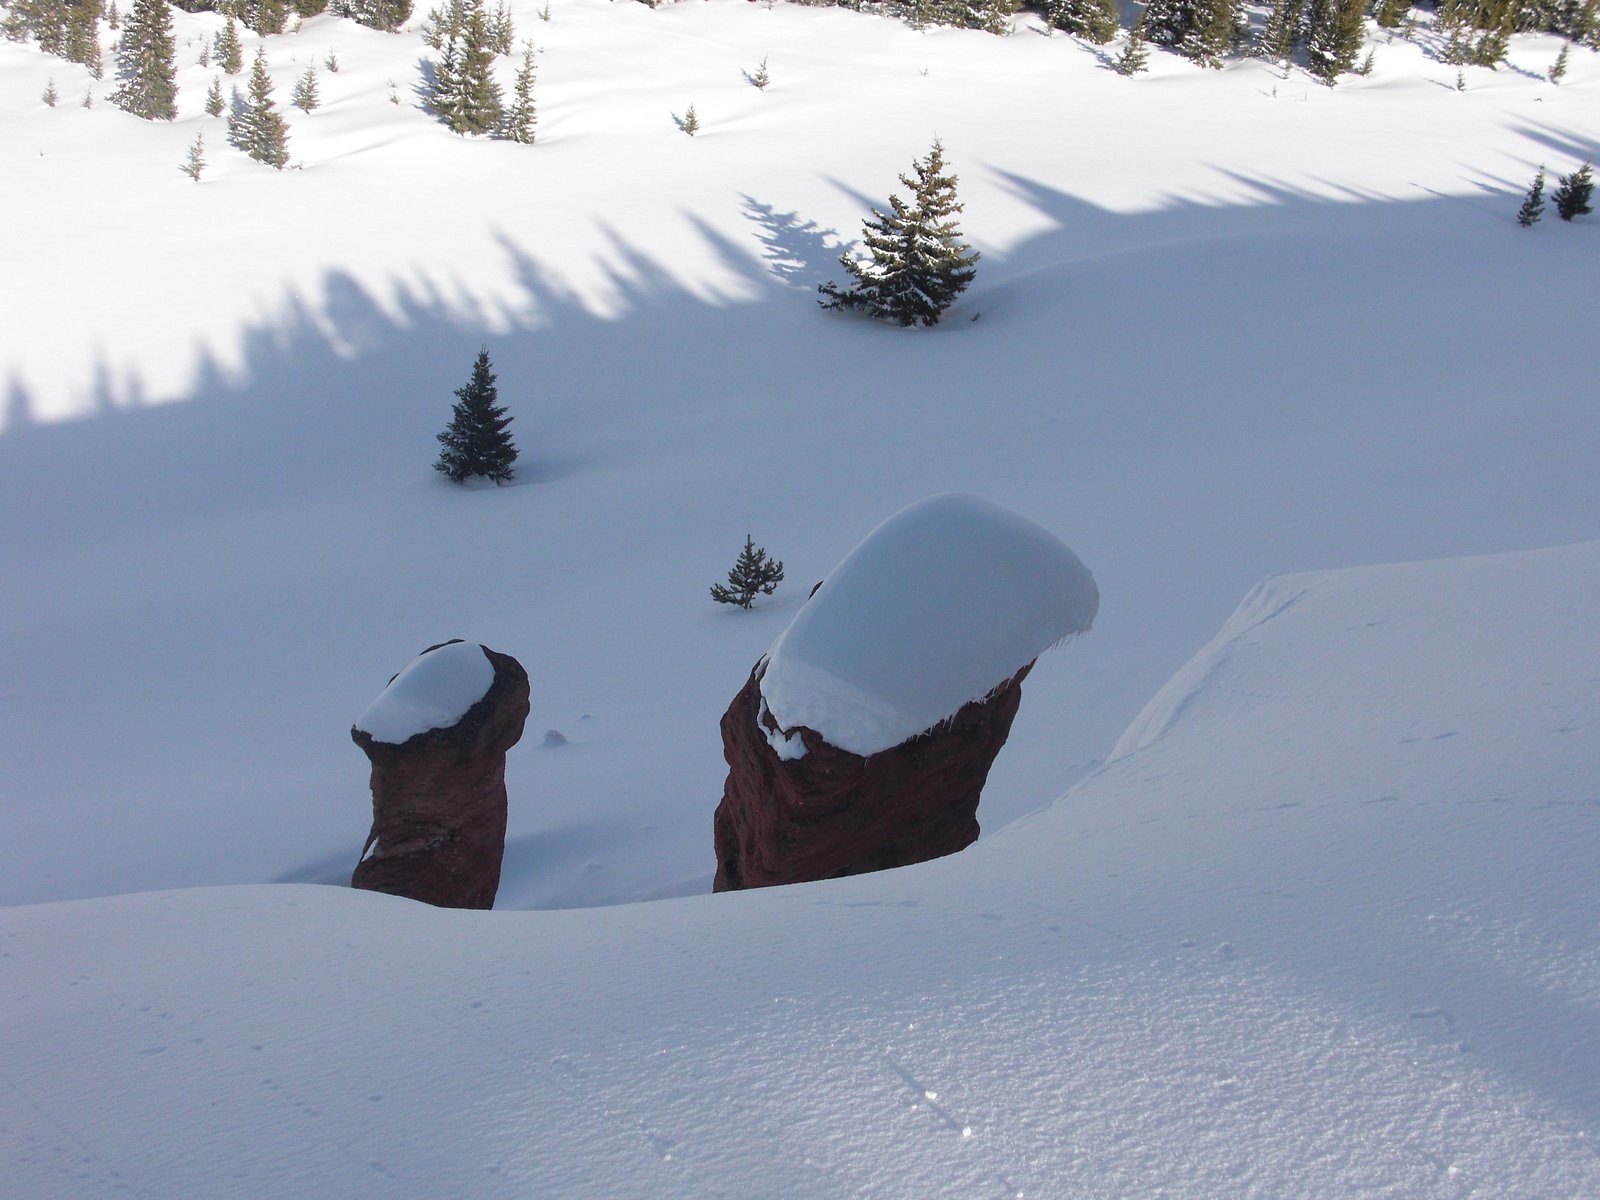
760 494 1098 756
353 641 495 745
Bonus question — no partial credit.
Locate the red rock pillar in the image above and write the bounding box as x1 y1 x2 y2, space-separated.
712 658 1031 892
351 642 529 909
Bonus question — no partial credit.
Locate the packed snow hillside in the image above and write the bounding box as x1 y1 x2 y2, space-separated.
6 543 1598 1198
2 0 1598 915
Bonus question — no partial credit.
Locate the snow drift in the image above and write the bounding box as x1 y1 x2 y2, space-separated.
5 541 1597 1198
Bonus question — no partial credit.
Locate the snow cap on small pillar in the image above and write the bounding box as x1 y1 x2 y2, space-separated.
714 493 1097 892
351 640 530 910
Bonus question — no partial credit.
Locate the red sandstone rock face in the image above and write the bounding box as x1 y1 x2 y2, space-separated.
712 657 1031 892
351 642 529 909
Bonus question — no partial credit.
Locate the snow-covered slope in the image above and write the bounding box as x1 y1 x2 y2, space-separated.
6 542 1597 1198
3 1 1596 911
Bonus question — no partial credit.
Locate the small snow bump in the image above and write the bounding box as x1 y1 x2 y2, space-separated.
542 729 568 747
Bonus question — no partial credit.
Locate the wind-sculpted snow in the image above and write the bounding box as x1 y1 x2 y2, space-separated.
5 543 1598 1198
760 494 1097 756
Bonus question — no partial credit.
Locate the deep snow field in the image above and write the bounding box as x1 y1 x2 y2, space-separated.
2 0 1598 1194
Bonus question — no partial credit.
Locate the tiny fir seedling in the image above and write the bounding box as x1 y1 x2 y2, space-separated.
538 2 551 20
182 130 205 180
750 56 770 89
291 66 319 112
43 77 58 107
681 104 700 135
326 50 339 73
711 537 785 609
206 74 224 116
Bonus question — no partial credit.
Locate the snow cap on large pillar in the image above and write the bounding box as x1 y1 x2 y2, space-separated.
759 492 1098 757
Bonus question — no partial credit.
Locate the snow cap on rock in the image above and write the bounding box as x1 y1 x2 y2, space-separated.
354 641 496 745
760 493 1097 757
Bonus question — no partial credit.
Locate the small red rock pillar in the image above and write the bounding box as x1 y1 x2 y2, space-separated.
351 642 529 909
712 658 1032 892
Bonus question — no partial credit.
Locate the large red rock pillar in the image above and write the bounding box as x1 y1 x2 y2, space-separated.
351 641 529 909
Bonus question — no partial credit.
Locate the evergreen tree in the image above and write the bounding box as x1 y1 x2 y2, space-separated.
43 76 59 105
710 536 784 609
1305 0 1364 82
343 0 411 32
924 0 1018 34
1552 162 1595 220
182 129 205 179
325 49 339 71
491 0 511 51
1517 166 1546 225
749 55 769 89
1373 0 1408 27
681 102 699 135
290 64 318 110
1112 14 1151 73
819 139 979 328
1259 0 1304 65
1548 40 1569 81
1045 0 1118 42
216 15 241 73
435 347 517 485
111 0 177 120
242 0 287 34
430 0 499 135
228 45 290 168
1181 0 1236 66
1470 0 1515 64
64 0 103 76
205 72 224 114
504 40 535 142
107 0 118 28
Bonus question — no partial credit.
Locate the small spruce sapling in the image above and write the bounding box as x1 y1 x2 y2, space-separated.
681 103 700 135
82 87 93 108
710 536 785 609
435 347 518 485
43 77 58 106
291 65 319 111
182 129 205 180
326 50 339 72
206 73 224 115
537 2 550 19
1552 162 1595 221
1548 42 1569 84
1113 18 1150 75
217 17 242 74
504 41 536 143
749 55 770 89
1517 167 1545 226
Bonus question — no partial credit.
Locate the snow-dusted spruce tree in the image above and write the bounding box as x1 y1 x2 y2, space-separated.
1305 0 1365 83
228 46 291 169
504 41 536 143
205 72 224 114
1143 0 1238 65
1112 14 1151 73
1045 0 1118 42
64 0 102 77
435 348 518 484
1373 0 1409 27
343 0 412 33
915 0 1017 34
112 0 178 120
182 129 204 180
1259 0 1304 66
243 0 288 35
819 139 980 328
1517 167 1546 226
291 65 319 111
430 0 501 135
1548 40 1569 82
710 537 784 609
216 15 243 73
1552 162 1594 221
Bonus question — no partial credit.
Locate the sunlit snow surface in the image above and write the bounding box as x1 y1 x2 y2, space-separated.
760 493 1097 755
5 542 1597 1198
353 640 495 744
